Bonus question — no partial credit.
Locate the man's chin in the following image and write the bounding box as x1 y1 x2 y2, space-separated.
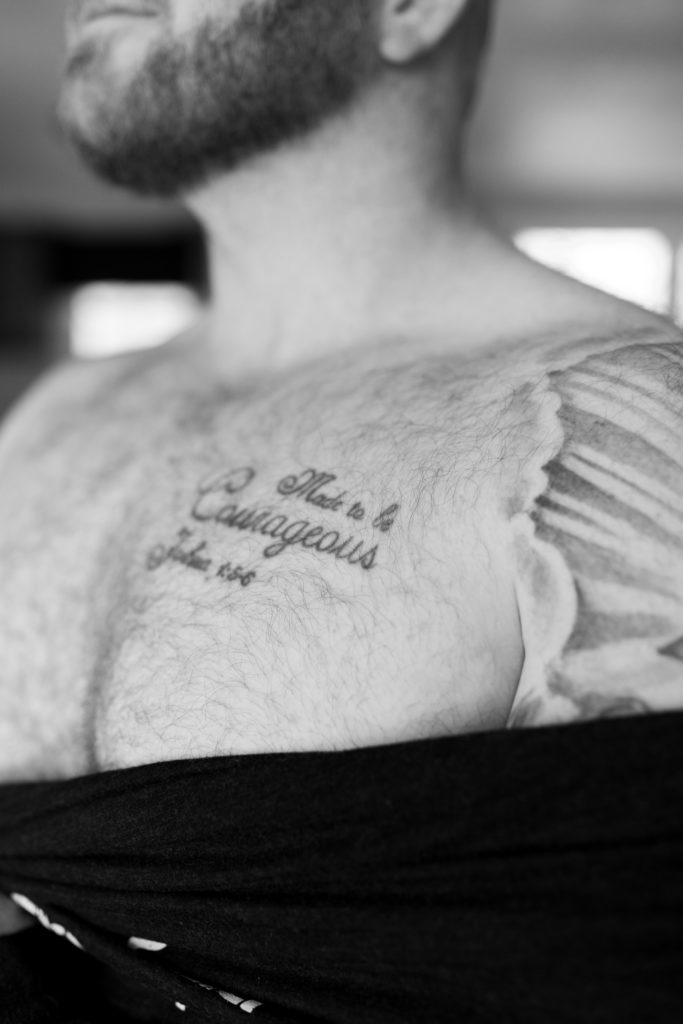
58 123 189 199
59 44 170 196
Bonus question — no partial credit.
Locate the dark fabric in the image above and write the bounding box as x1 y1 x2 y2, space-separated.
1 712 683 1024
0 928 111 1024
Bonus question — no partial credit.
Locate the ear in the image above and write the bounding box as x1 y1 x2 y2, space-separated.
378 0 470 64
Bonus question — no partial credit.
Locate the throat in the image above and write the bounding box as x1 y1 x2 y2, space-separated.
191 154 486 382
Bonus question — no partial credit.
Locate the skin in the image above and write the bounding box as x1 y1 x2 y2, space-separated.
0 0 680 781
0 895 32 937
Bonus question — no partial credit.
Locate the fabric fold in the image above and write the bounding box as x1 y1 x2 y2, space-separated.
1 713 683 1023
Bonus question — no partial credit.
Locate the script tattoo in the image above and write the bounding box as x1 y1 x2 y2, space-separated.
191 465 401 572
274 468 401 534
373 504 400 533
147 528 212 573
277 469 349 513
146 528 256 587
145 464 401 584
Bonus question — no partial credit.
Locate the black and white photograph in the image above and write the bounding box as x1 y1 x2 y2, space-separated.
0 1 682 1021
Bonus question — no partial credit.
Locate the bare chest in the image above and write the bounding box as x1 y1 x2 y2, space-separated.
0 357 525 780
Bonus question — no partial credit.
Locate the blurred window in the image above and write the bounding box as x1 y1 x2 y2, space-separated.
70 282 202 359
514 229 674 316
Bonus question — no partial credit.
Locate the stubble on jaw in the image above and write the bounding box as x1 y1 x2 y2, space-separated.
58 0 380 197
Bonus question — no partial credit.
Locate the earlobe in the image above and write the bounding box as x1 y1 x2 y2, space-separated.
378 0 423 64
378 0 469 64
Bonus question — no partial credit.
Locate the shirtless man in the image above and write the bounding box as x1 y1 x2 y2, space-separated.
0 0 682 793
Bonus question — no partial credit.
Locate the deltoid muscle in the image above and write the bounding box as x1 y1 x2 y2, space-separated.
508 339 683 726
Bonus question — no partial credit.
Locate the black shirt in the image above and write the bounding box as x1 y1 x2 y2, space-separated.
1 713 682 1023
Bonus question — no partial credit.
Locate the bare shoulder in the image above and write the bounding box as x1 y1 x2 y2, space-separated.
506 321 683 726
0 349 151 465
3 318 682 767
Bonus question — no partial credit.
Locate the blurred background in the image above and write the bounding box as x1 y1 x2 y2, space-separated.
1 0 682 417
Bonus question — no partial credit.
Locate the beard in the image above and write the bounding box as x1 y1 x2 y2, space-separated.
59 0 378 197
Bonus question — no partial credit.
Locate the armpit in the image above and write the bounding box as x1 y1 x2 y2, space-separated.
509 338 683 727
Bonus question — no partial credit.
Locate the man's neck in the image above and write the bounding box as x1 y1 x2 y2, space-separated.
185 97 506 383
184 93 634 386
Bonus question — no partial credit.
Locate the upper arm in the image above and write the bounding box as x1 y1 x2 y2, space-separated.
509 334 683 726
